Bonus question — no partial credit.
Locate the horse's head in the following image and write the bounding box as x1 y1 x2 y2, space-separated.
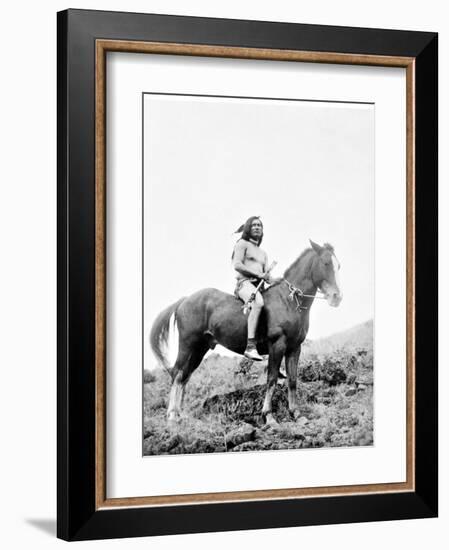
309 239 343 307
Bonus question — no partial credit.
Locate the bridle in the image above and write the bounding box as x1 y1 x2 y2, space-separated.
282 279 326 310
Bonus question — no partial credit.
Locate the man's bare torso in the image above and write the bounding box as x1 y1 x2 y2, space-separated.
233 239 268 281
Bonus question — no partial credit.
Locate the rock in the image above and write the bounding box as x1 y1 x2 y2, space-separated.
225 423 256 449
159 434 182 453
230 441 260 452
296 416 309 427
203 384 291 423
299 360 347 385
345 388 357 397
143 369 157 384
357 384 367 391
299 362 320 382
348 415 359 426
357 376 374 386
321 361 347 385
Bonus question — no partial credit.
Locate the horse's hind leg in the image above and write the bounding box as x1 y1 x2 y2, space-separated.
180 343 209 409
167 341 208 423
167 346 190 423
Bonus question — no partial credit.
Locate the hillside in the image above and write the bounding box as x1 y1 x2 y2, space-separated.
143 319 374 455
306 319 373 354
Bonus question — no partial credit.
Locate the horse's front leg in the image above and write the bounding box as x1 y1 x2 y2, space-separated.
262 336 286 425
285 346 301 420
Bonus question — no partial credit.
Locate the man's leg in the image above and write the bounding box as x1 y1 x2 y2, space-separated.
238 281 264 361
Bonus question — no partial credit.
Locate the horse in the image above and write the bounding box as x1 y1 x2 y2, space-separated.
150 240 342 425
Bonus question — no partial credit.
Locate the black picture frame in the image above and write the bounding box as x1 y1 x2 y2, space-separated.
57 8 438 541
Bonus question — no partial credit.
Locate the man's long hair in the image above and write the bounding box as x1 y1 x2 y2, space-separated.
232 216 264 259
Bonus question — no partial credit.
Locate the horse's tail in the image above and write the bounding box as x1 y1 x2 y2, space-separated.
149 297 185 380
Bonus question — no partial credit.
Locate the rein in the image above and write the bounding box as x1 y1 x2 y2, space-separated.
282 279 326 310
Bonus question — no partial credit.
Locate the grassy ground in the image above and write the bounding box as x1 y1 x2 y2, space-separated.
143 321 373 455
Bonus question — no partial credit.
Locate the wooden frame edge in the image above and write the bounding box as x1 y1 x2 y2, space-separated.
95 39 416 510
96 39 414 67
96 40 107 509
406 60 416 493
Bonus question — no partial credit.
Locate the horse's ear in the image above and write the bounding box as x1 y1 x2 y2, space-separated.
309 239 323 254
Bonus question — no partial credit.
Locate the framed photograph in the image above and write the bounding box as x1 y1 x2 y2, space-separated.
57 9 438 541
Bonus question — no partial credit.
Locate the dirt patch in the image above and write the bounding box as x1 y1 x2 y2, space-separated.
203 385 291 425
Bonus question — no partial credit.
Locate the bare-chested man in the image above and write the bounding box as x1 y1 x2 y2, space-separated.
232 216 272 361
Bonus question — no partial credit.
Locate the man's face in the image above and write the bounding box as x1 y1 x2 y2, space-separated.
250 219 263 239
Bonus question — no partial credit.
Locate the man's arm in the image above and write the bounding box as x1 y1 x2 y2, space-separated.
233 240 264 279
262 251 273 283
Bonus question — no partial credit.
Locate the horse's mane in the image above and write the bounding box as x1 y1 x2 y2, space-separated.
283 248 313 279
283 243 335 280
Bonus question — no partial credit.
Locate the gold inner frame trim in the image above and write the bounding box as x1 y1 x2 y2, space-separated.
95 39 415 510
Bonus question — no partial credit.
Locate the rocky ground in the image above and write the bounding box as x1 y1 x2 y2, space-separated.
143 321 374 455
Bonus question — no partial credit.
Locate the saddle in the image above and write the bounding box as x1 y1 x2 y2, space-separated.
234 277 265 301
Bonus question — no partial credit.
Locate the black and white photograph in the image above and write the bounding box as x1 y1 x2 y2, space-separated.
143 93 374 455
0 0 443 544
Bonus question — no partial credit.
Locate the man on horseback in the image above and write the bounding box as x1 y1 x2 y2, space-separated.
152 233 342 424
232 216 272 361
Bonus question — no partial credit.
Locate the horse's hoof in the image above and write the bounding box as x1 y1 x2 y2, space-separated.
264 413 279 427
294 414 309 427
167 412 181 427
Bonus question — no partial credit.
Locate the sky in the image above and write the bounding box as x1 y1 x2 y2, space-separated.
143 94 374 367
